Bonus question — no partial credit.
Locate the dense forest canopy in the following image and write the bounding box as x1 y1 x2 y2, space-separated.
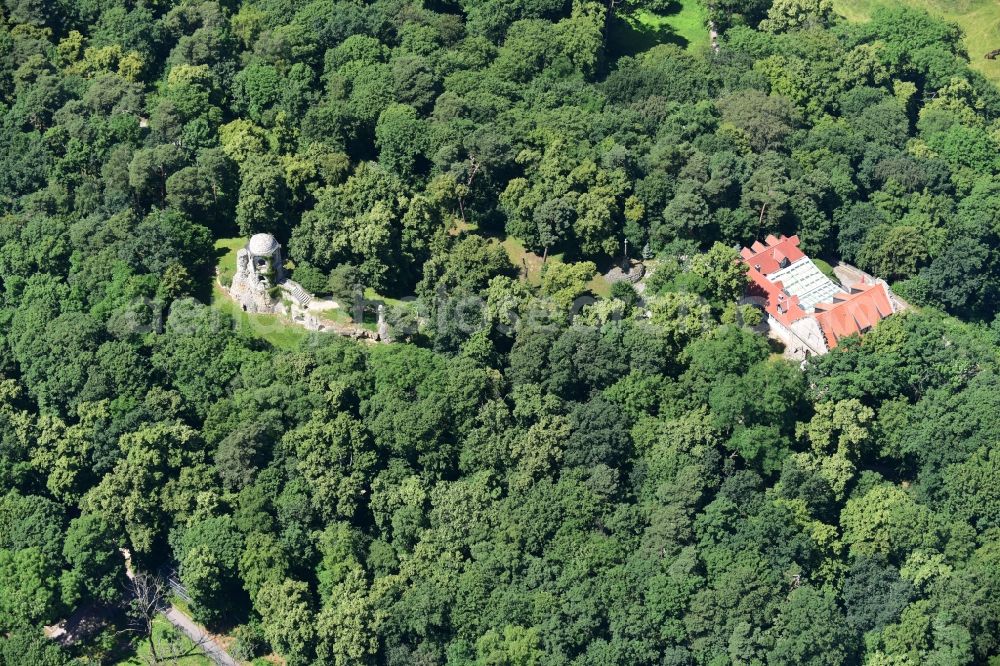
2 0 1000 665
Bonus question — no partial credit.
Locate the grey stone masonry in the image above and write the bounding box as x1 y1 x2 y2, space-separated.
229 233 284 313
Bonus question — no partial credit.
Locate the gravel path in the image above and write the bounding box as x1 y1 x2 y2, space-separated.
161 605 239 666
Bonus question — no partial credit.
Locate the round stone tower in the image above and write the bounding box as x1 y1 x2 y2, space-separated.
247 233 283 281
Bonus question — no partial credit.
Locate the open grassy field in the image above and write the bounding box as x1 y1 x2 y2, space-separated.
608 0 710 57
831 0 1000 86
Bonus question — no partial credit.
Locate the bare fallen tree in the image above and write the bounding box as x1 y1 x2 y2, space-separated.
125 571 167 664
123 571 212 665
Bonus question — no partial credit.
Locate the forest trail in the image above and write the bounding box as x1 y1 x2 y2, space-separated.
161 605 239 666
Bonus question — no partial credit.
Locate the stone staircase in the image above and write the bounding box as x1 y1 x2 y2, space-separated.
279 279 313 308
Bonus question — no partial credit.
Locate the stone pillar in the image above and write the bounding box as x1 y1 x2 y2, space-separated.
377 304 391 343
273 245 284 281
236 249 248 278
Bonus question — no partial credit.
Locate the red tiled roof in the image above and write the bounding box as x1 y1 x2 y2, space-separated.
740 234 805 275
812 283 893 349
745 268 806 327
741 235 808 327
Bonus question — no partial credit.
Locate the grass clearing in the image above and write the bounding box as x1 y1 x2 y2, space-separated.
212 236 417 342
212 236 322 349
831 0 1000 85
588 274 613 298
116 615 215 666
212 284 316 350
650 1 711 51
498 236 613 297
608 0 710 57
363 287 413 310
214 237 244 288
169 595 195 619
362 287 422 331
501 236 552 287
812 257 838 283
